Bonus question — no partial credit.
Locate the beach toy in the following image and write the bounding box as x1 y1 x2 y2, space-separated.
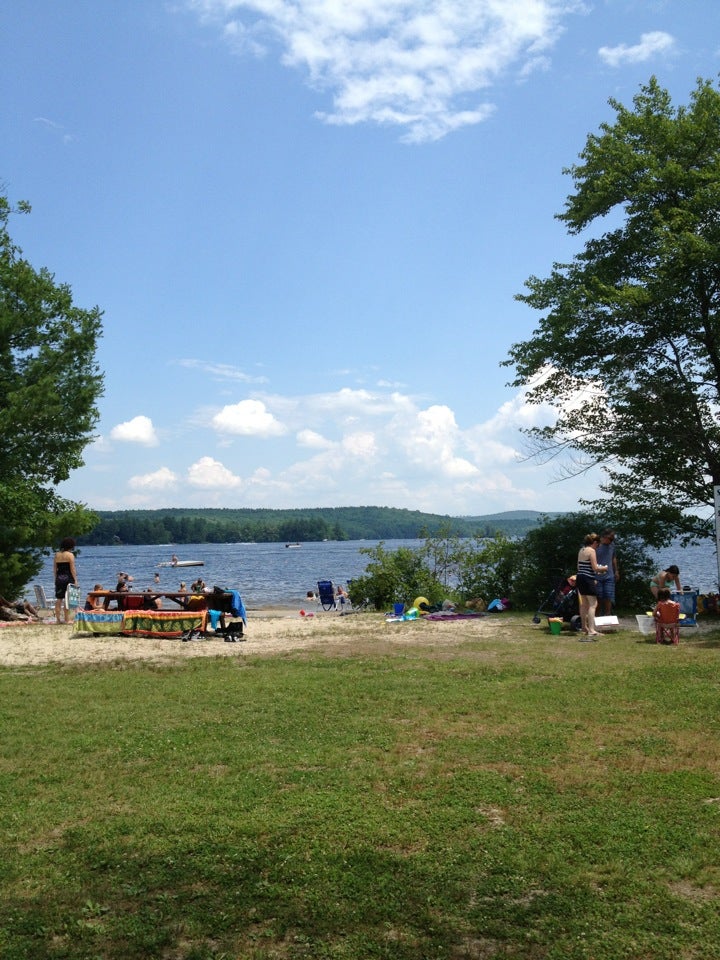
393 602 405 616
413 596 429 611
548 616 563 635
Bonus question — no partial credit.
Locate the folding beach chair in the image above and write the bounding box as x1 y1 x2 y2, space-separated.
64 583 80 611
655 620 680 645
317 580 336 611
34 584 49 610
671 590 699 628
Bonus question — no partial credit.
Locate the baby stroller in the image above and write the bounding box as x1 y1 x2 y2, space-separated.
532 573 581 631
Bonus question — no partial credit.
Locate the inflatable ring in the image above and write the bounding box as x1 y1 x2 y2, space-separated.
413 596 429 611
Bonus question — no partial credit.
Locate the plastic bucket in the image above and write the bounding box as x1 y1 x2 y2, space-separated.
393 602 405 616
635 615 654 635
548 619 563 635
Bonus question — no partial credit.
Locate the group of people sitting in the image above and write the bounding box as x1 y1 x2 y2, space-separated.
305 583 350 608
83 573 213 613
0 594 43 622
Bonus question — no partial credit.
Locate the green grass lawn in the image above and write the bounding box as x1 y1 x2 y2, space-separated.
2 617 720 959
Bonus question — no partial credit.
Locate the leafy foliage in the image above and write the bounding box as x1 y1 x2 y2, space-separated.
77 507 556 546
347 542 446 610
505 78 720 547
454 533 520 603
348 517 655 612
510 512 654 610
0 197 103 596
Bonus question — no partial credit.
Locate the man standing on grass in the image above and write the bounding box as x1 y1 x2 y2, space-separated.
596 529 620 616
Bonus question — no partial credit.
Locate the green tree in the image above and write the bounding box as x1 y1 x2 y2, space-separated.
510 513 654 611
347 542 445 611
505 78 720 547
0 197 103 597
454 532 520 605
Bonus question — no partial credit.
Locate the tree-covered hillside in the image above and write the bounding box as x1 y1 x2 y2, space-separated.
77 507 557 546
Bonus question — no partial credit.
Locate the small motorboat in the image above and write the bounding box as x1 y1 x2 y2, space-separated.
285 542 301 549
157 560 205 567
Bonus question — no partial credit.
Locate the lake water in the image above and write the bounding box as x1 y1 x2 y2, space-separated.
31 537 720 609
32 540 426 609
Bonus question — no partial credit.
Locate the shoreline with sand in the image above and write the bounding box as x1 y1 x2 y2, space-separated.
0 607 698 668
0 607 504 667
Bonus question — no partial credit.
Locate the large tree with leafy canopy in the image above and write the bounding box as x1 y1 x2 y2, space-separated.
505 77 720 548
0 197 103 598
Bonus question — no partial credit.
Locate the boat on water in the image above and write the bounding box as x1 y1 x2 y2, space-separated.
157 560 205 567
285 542 301 549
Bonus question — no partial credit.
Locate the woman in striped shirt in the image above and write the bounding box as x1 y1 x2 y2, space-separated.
576 533 608 639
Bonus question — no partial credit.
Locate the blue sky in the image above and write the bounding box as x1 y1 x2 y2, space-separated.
3 0 718 515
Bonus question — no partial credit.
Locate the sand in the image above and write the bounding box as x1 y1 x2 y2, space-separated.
0 607 513 668
0 609 688 668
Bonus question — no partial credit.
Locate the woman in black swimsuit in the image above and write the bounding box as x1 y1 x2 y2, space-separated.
53 536 78 624
576 533 608 639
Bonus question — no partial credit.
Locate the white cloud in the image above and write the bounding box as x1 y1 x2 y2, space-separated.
598 30 675 68
187 456 243 488
342 430 378 459
81 383 600 513
110 415 159 446
128 466 178 490
33 116 76 144
296 428 333 448
177 359 269 383
185 0 581 141
398 404 480 479
212 399 287 436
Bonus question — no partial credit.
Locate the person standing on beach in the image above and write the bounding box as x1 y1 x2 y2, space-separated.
596 529 619 616
53 537 78 624
576 533 608 639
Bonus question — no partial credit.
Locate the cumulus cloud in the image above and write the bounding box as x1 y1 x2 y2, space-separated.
107 382 598 512
185 0 580 141
128 466 178 490
398 404 479 479
212 399 287 436
598 30 675 68
187 456 242 488
342 430 378 459
296 428 333 448
110 415 159 446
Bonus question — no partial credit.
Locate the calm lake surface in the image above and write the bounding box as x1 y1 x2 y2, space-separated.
34 540 425 609
32 536 720 608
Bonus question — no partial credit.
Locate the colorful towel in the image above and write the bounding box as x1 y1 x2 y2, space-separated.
121 610 207 638
73 611 125 635
424 612 486 621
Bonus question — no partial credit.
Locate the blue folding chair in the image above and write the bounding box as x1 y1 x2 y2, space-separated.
671 590 699 628
317 580 336 611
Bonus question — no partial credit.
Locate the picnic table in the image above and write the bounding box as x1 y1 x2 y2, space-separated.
87 590 233 612
76 589 243 638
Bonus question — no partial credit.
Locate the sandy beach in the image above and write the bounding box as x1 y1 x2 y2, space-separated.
1 608 700 668
0 608 514 668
